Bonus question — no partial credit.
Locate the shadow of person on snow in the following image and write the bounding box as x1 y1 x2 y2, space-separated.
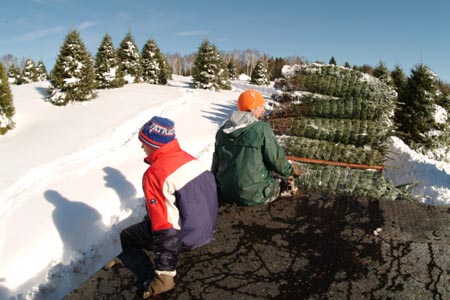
101 167 154 293
44 190 105 265
103 166 138 212
201 101 236 125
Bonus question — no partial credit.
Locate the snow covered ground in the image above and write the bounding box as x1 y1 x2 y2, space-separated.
0 75 449 300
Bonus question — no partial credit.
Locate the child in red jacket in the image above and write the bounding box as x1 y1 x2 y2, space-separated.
109 116 218 297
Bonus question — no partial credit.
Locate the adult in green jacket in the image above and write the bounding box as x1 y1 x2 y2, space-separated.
211 90 301 206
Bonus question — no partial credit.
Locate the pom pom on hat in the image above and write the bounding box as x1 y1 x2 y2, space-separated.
139 116 176 148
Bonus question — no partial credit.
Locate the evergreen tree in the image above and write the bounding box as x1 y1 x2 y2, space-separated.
344 62 351 68
117 31 142 84
251 60 270 86
7 64 22 85
36 60 49 81
141 38 169 85
396 64 441 148
48 30 97 105
21 59 38 83
192 39 231 90
390 64 407 94
158 55 170 85
0 63 15 135
95 34 125 89
268 57 286 80
372 60 391 85
227 61 238 80
329 56 337 66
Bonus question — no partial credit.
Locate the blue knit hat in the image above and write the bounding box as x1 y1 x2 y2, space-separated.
139 116 176 148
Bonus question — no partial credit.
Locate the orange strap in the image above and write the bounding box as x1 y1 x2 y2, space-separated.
287 155 384 172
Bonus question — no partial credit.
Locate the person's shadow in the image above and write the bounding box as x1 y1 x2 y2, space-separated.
103 166 137 212
102 167 154 291
44 190 105 264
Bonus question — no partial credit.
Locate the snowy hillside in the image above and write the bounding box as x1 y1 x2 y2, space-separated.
0 76 449 300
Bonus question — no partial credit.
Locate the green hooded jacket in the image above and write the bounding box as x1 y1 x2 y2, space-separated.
211 111 293 206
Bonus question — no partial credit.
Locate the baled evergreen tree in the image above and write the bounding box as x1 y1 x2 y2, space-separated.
141 38 169 85
48 30 97 105
7 64 21 85
372 60 392 85
329 56 337 65
192 39 231 91
95 34 125 89
21 59 38 83
36 60 49 81
396 64 442 149
117 31 142 84
251 60 270 86
0 63 15 135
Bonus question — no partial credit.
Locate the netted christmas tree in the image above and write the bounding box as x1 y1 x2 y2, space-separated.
141 38 169 85
251 60 270 86
95 34 125 89
21 59 38 83
117 31 143 84
0 63 15 135
7 64 21 85
36 60 49 81
47 30 97 105
268 63 413 200
192 39 231 91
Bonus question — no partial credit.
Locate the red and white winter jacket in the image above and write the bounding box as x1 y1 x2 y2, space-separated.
142 139 218 271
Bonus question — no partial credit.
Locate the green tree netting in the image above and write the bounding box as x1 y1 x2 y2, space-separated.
269 93 393 123
282 64 397 104
280 136 386 166
294 162 412 201
269 117 391 147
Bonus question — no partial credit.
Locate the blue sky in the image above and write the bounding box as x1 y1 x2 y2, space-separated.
1 0 449 82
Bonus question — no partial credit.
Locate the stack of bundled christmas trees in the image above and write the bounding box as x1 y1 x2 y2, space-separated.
268 63 411 200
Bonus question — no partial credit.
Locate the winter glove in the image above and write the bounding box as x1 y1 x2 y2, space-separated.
291 162 302 177
143 273 175 298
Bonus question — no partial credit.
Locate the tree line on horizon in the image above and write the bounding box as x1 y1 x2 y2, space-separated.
1 30 450 161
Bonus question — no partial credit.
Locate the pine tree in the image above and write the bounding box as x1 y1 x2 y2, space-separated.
0 63 15 135
192 39 231 91
95 34 125 89
7 64 22 85
21 59 38 83
117 31 142 84
48 30 97 105
268 57 286 81
372 60 392 85
250 60 270 86
36 60 49 81
227 61 238 80
390 65 407 94
344 62 351 69
141 38 169 85
329 56 337 66
396 64 441 148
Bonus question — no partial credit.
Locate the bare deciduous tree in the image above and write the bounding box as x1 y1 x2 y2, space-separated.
0 54 19 71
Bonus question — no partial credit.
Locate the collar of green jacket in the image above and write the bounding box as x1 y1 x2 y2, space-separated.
223 111 258 134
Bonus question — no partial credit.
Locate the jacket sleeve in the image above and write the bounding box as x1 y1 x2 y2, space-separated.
142 170 181 271
261 123 293 177
211 142 219 176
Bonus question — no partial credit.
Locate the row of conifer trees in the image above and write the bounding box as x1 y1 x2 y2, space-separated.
47 30 170 105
